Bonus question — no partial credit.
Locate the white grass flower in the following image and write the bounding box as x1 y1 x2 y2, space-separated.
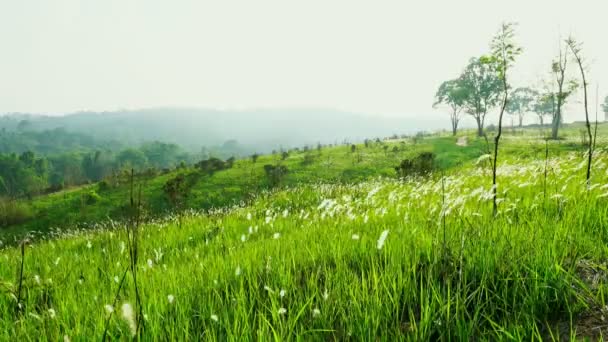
279 289 286 298
351 234 360 240
63 335 71 342
54 257 61 266
312 308 321 317
86 240 92 249
48 308 56 319
377 230 389 250
273 233 280 239
235 266 242 276
121 303 137 337
104 304 114 314
147 259 153 268
211 314 219 322
241 234 246 242
264 285 274 293
114 276 120 283
246 212 252 220
167 294 175 304
282 209 289 218
278 307 287 315
323 289 329 301
248 226 253 234
34 275 41 285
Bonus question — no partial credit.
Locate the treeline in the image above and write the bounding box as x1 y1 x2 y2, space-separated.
0 127 124 155
0 142 193 199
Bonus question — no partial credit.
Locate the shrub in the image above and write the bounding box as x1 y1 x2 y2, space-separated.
196 158 228 176
98 180 111 192
263 164 288 187
0 198 33 227
301 153 316 166
395 152 435 178
84 190 102 205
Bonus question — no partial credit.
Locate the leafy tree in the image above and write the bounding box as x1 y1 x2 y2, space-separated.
459 57 503 136
532 91 555 126
434 79 468 135
506 87 537 127
117 149 148 171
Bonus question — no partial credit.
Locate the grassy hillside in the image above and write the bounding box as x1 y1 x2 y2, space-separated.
0 134 489 243
1 125 608 340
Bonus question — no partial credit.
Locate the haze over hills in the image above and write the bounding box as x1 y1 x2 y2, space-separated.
0 108 445 153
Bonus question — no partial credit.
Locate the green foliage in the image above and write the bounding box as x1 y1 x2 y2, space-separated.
263 164 288 187
434 78 469 134
506 87 538 125
196 157 232 176
459 57 503 136
83 190 102 205
0 198 33 227
394 151 435 177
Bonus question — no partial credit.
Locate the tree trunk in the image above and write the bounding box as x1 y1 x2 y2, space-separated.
518 113 523 127
475 116 484 137
551 110 560 139
451 111 459 136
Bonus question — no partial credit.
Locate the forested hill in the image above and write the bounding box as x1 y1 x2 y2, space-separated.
0 108 438 152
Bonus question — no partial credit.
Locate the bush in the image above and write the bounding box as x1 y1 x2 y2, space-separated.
301 153 316 166
263 164 288 187
84 190 102 205
98 180 111 192
395 152 435 178
196 157 230 175
0 198 34 227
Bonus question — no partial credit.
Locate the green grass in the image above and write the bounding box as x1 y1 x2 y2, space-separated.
0 135 485 243
1 124 608 339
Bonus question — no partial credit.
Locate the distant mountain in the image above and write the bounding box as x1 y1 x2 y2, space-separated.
0 108 441 153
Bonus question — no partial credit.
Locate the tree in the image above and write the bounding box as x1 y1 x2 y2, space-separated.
566 36 593 185
550 41 578 139
532 90 555 126
488 22 522 216
602 96 608 121
506 87 537 127
459 57 503 136
117 149 148 171
434 79 468 135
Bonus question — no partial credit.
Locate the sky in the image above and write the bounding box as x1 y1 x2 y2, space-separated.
1 0 607 127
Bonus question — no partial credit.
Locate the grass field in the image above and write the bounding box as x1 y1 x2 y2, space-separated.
1 124 608 340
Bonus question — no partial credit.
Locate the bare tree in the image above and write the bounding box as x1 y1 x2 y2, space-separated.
550 40 578 139
566 36 593 186
489 22 522 216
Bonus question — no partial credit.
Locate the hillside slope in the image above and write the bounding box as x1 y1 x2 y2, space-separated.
1 137 607 339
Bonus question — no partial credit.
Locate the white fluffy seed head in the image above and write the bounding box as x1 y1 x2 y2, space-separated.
377 230 389 250
121 303 137 337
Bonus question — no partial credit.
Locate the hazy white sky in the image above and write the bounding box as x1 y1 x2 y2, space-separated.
1 0 606 124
